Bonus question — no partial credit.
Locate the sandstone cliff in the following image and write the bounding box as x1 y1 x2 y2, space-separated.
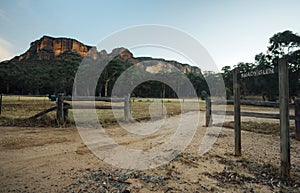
99 47 202 74
13 36 201 74
15 36 92 61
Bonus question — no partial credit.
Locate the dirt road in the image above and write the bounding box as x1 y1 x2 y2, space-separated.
0 112 299 192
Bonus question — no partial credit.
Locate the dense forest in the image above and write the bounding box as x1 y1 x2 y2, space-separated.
0 30 299 100
0 54 208 98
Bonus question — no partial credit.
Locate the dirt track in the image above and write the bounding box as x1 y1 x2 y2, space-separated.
0 112 299 192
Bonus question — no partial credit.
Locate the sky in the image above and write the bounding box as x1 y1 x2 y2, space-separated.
0 0 300 71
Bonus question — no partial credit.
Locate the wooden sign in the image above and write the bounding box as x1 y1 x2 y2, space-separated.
241 68 274 78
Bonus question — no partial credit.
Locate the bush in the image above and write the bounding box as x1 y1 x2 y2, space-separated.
200 90 208 100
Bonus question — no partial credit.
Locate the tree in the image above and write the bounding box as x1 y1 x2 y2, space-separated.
221 66 233 98
268 30 300 58
186 72 208 97
267 30 300 98
98 59 132 97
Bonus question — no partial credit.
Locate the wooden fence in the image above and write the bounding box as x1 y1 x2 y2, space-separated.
205 97 300 179
205 98 297 122
30 93 131 124
205 59 299 179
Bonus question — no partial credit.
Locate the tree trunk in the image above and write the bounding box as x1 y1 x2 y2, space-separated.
6 84 9 93
98 85 102 97
104 79 110 97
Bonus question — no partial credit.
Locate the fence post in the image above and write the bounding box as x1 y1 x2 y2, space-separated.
124 94 130 122
233 68 241 156
162 84 165 116
295 99 300 141
0 94 2 115
56 93 64 126
205 97 211 127
279 58 290 179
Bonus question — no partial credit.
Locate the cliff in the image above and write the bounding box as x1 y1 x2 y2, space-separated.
133 57 202 74
100 47 202 74
12 35 201 74
14 36 92 61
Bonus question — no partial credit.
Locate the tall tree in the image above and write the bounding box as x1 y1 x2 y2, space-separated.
267 30 300 98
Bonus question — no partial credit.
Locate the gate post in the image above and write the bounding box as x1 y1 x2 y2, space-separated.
56 93 65 126
233 68 241 156
278 58 290 179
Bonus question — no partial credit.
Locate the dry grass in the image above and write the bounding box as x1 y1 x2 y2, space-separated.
216 121 296 135
1 95 56 119
0 96 205 127
2 95 49 101
1 135 69 149
1 95 294 131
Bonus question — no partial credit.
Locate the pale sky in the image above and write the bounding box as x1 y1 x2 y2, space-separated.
0 0 300 70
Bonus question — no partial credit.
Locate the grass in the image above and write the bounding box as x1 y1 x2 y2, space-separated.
1 95 294 132
2 95 49 101
1 96 55 119
0 96 205 127
216 121 295 135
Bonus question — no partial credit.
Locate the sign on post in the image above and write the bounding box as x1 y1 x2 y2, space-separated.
240 68 275 78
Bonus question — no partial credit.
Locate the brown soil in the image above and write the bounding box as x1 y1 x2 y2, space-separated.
0 113 299 193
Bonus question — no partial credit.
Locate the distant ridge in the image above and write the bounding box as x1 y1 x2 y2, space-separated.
10 35 201 74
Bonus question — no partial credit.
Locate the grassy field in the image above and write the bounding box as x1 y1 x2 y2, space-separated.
1 95 294 129
1 95 53 118
0 95 206 127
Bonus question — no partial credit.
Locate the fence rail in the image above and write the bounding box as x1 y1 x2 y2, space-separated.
211 109 295 119
28 93 131 124
66 105 124 110
64 96 125 102
207 59 298 179
211 99 295 108
206 98 299 123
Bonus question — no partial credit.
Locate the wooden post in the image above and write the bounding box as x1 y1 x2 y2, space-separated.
233 68 241 156
162 84 165 116
295 99 300 141
279 58 290 179
124 94 130 122
205 97 212 127
63 102 70 120
56 93 64 126
0 94 2 115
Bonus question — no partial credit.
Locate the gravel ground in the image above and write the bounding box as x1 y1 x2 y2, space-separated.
0 111 299 193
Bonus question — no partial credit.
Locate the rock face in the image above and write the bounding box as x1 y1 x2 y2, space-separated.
131 57 202 74
13 35 201 74
16 36 92 61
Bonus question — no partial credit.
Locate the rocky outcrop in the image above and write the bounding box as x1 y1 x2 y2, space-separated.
131 56 202 74
13 35 201 74
15 36 92 61
101 48 202 74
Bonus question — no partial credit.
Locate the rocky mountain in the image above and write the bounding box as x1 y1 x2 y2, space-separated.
132 57 201 74
13 36 92 61
0 36 207 96
11 36 201 74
